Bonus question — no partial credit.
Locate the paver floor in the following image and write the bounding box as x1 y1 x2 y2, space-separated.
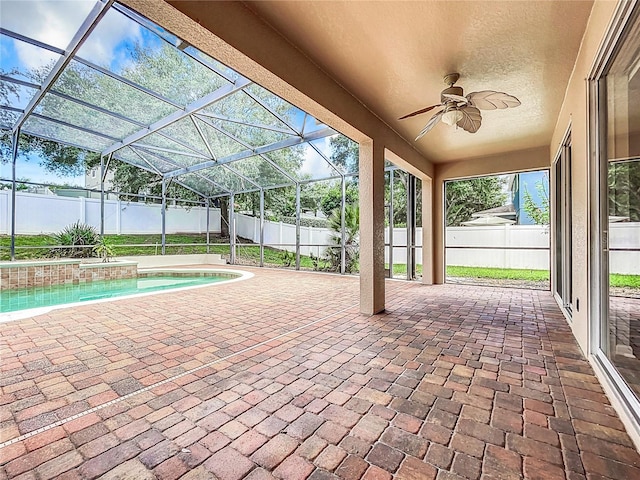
1 266 638 480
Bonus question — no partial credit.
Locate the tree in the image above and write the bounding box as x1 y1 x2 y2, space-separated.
609 161 640 222
383 170 426 227
325 203 359 273
319 181 358 217
0 179 29 191
522 174 550 225
1 41 306 208
445 177 507 226
330 135 358 172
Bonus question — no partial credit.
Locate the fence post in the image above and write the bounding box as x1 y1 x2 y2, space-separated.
117 198 122 234
295 183 301 270
230 194 236 264
206 199 210 254
80 196 86 224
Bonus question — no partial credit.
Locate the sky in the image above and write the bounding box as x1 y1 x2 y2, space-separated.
0 0 338 191
0 1 142 187
0 154 84 186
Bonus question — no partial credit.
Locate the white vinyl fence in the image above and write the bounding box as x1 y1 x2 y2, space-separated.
446 225 550 270
2 191 638 274
0 190 221 235
235 213 426 263
445 224 640 275
234 213 333 257
608 222 640 275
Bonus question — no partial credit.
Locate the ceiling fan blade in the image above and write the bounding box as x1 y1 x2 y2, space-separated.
456 105 482 133
415 110 443 140
466 91 521 110
442 93 468 104
399 104 441 120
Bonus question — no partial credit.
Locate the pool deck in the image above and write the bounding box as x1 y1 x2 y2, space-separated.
0 265 638 479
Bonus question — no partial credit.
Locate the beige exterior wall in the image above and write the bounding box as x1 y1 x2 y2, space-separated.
549 0 618 354
548 0 640 448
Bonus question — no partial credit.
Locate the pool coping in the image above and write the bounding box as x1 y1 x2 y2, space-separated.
0 268 253 324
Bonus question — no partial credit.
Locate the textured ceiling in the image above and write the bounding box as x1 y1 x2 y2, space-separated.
244 0 595 163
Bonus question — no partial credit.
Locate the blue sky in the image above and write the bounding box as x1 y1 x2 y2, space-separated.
0 154 84 186
0 1 146 188
1 1 336 189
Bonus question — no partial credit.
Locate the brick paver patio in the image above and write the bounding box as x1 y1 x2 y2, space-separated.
1 266 638 479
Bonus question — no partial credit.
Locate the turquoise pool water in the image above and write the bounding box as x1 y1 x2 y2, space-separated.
0 274 233 313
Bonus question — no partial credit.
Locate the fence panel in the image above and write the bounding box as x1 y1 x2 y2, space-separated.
0 191 221 235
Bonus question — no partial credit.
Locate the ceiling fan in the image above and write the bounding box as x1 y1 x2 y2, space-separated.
399 73 521 140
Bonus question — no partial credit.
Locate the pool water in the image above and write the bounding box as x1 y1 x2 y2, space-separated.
0 275 232 313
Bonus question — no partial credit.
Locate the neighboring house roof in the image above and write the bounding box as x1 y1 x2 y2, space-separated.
462 216 517 226
471 204 516 219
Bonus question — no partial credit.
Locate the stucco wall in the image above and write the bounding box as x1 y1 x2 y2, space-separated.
549 0 618 353
549 0 640 448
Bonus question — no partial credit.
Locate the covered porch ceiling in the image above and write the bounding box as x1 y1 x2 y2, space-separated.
243 0 595 163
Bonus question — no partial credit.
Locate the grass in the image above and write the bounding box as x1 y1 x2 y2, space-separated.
389 263 423 276
445 265 640 289
610 274 640 289
446 265 550 282
0 234 317 269
2 235 638 288
0 233 219 260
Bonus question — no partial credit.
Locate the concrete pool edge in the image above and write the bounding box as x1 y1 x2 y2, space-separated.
0 268 254 324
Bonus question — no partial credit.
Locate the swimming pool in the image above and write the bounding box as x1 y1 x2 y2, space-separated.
0 269 250 318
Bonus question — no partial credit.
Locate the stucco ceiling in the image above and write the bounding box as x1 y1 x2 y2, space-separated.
244 0 594 164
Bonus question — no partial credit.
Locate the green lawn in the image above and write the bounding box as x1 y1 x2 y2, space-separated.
0 233 220 260
2 235 638 288
444 265 640 289
0 234 317 268
610 274 640 289
446 265 550 282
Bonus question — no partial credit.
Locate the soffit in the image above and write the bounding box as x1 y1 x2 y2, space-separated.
244 0 595 163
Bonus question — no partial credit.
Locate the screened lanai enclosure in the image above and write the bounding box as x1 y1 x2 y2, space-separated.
0 0 367 270
0 0 428 278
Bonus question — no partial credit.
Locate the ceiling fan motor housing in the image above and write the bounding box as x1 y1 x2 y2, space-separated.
441 86 464 103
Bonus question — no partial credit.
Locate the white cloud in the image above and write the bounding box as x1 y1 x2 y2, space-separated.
300 143 333 179
12 40 59 73
78 8 143 67
2 1 142 71
2 1 94 50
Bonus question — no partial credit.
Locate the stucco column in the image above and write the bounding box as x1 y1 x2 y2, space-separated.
421 176 434 284
359 140 385 315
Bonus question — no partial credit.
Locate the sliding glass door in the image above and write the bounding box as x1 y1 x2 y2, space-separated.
592 3 640 415
554 133 573 316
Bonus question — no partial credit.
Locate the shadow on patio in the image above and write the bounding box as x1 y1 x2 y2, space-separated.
1 266 638 479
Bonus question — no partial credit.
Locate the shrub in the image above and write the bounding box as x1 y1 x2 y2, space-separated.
50 221 100 258
325 204 359 273
93 237 115 262
279 216 330 228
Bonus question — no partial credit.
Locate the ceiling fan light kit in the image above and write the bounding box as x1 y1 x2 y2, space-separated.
399 73 521 140
441 105 463 126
